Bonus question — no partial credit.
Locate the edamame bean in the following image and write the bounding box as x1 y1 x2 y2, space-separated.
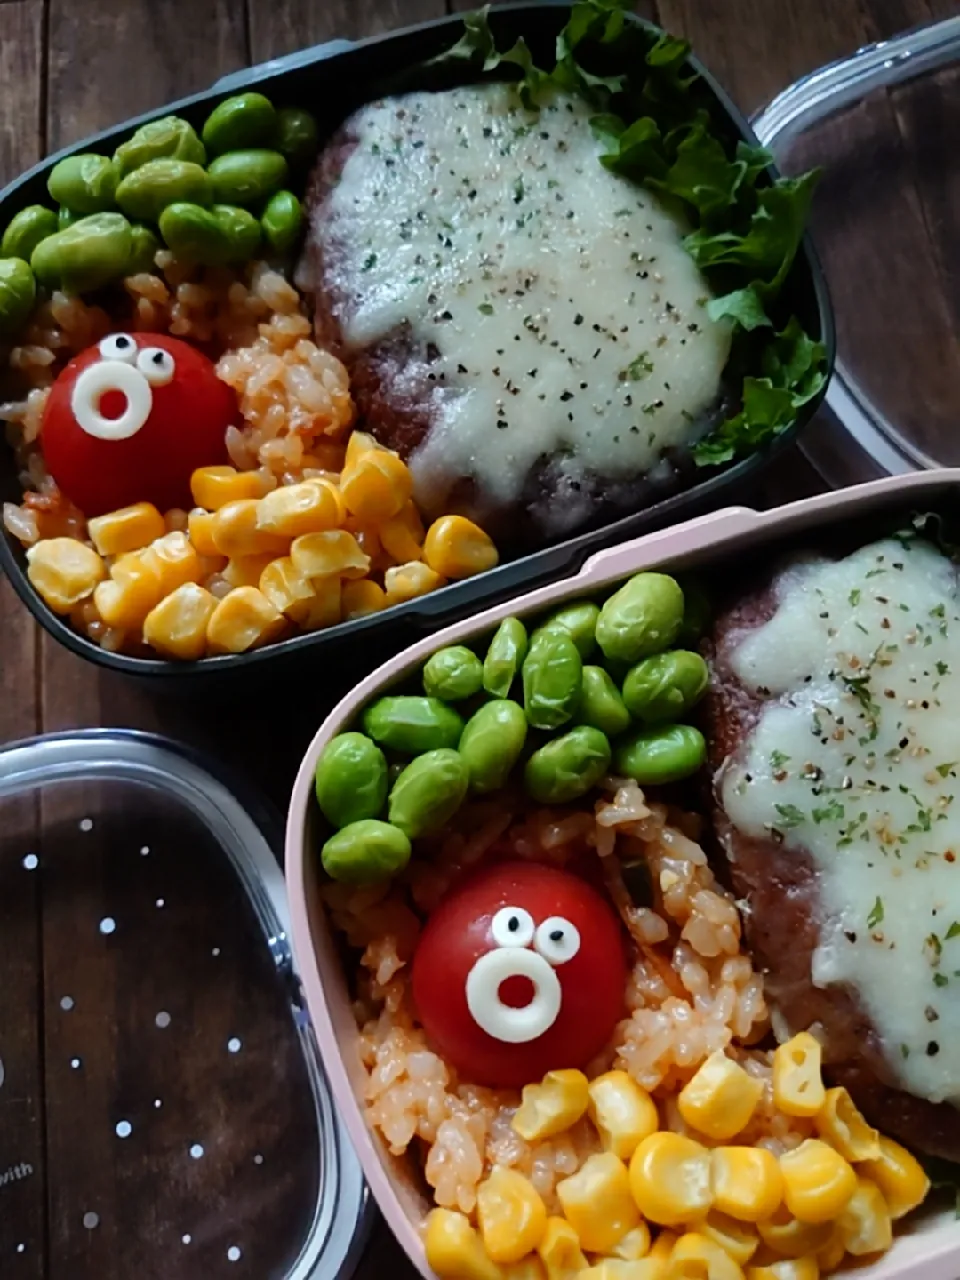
362 695 464 754
274 106 319 168
113 115 206 177
679 576 711 642
524 725 611 804
483 616 527 698
314 731 388 829
58 207 80 230
31 213 133 294
202 92 278 157
208 149 288 207
612 724 706 785
596 572 684 665
522 630 582 730
116 159 210 223
621 651 709 724
158 202 259 265
0 258 35 334
212 204 261 260
423 645 484 703
128 223 160 274
1 206 58 262
321 819 411 884
388 748 469 838
47 154 119 215
459 700 528 793
576 665 631 737
534 601 599 660
261 189 303 255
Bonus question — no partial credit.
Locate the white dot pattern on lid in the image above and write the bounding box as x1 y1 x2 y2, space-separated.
155 1011 171 1029
227 1246 242 1262
189 1144 204 1160
227 1037 241 1054
82 1212 99 1230
99 917 116 936
115 1121 132 1139
22 853 38 870
79 818 93 832
60 996 74 1011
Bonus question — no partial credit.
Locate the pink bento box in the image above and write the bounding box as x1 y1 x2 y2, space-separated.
285 470 960 1280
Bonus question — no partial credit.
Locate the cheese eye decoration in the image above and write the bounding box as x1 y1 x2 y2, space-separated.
411 861 627 1088
136 345 176 386
98 332 137 363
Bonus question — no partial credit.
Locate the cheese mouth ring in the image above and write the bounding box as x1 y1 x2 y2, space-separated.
465 946 562 1044
71 359 153 441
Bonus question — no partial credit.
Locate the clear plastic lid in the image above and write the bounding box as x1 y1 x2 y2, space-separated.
754 17 960 486
0 731 370 1279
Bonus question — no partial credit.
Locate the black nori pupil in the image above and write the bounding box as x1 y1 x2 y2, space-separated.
508 917 519 932
117 336 130 347
549 929 563 942
152 351 164 365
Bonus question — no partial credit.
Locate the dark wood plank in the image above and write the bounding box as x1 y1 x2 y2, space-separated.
247 0 444 60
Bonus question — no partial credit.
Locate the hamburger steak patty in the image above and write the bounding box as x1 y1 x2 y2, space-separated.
706 537 960 1160
297 84 731 548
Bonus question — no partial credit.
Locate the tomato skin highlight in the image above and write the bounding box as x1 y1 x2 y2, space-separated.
41 333 235 517
411 861 628 1088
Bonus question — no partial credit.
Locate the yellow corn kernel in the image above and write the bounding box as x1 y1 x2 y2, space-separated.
140 531 203 594
93 571 161 630
815 1229 845 1274
477 1167 547 1265
772 1035 825 1119
580 1263 665 1280
611 1223 653 1261
290 530 370 580
290 575 342 631
502 1257 545 1280
206 586 285 654
304 476 347 523
259 557 315 616
813 1088 879 1163
190 465 265 510
187 507 220 556
746 1260 819 1280
677 1052 763 1143
424 1208 501 1280
26 538 105 613
779 1141 856 1225
343 517 381 563
222 553 277 589
697 1213 758 1266
588 1071 659 1161
860 1135 930 1219
380 508 423 563
711 1148 783 1224
424 514 498 579
557 1152 640 1253
211 499 289 558
837 1177 892 1257
756 1209 832 1260
649 1233 679 1264
344 429 382 469
341 579 387 620
142 583 218 661
537 1216 587 1280
384 560 446 605
340 449 412 524
629 1133 713 1228
87 502 165 557
665 1232 744 1280
513 1070 590 1142
256 480 342 537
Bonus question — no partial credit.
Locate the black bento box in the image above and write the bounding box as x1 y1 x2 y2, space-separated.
0 3 835 690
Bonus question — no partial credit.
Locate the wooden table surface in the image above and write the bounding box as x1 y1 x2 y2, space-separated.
0 0 956 1276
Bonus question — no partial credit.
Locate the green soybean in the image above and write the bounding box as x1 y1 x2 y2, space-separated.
423 645 484 703
31 213 133 294
576 665 631 737
203 92 278 157
596 572 685 665
388 748 469 838
208 149 288 207
483 616 528 698
321 819 411 884
274 106 319 168
524 725 612 804
522 630 582 730
47 154 119 215
116 159 210 223
0 258 36 334
362 695 464 754
113 115 206 177
158 202 259 265
212 204 261 260
534 601 599 660
261 189 303 255
128 223 160 274
314 731 388 829
459 700 528 793
622 651 709 724
1 206 58 262
58 207 80 231
612 724 706 786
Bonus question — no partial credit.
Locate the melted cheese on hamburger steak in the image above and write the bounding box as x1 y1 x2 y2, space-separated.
722 537 960 1105
324 84 731 518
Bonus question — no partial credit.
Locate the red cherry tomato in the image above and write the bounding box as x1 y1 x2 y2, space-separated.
41 332 236 516
411 861 628 1088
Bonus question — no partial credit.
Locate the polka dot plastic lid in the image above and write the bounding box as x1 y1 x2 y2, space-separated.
0 730 370 1279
